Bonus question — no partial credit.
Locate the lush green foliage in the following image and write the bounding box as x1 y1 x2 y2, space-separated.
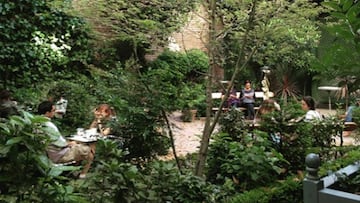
71 0 199 69
207 109 287 190
227 176 303 203
74 0 197 43
218 0 322 83
0 113 218 203
314 0 360 93
143 49 208 111
0 0 91 89
2 0 360 202
207 101 346 187
0 112 84 202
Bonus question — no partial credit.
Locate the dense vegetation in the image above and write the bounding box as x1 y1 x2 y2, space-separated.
1 0 360 202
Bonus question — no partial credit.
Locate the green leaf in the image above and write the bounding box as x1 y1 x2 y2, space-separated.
0 145 11 155
331 12 347 19
346 3 360 23
6 137 24 145
48 165 80 177
342 0 353 12
322 2 342 11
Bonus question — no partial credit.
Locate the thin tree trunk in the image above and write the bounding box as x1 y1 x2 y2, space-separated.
195 0 258 177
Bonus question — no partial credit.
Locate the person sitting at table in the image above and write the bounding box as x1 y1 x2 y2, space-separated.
257 99 281 117
256 99 281 145
38 101 94 179
301 96 322 121
89 104 116 136
240 80 255 120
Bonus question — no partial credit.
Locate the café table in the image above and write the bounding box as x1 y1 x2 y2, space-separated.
318 86 341 111
67 128 100 143
68 134 99 143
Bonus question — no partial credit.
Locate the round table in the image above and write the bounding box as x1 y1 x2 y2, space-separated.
318 86 341 111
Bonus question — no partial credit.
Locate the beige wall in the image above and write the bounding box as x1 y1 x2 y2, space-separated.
170 6 208 52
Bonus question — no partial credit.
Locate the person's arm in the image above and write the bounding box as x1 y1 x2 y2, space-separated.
89 119 98 129
244 90 255 98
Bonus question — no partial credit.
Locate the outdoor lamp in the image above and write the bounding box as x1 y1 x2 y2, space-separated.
261 66 271 100
261 66 271 74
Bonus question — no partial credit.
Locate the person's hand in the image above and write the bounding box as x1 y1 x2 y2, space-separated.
102 128 111 136
67 141 77 147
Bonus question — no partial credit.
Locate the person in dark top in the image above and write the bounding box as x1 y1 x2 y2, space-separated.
0 89 19 119
222 86 240 108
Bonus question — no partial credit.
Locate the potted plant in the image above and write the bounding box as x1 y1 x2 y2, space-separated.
180 84 205 122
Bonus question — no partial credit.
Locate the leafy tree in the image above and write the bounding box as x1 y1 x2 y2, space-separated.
314 0 360 107
217 0 322 81
70 0 199 68
0 0 91 88
196 0 324 176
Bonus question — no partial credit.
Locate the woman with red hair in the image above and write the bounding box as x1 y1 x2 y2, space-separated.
89 104 116 136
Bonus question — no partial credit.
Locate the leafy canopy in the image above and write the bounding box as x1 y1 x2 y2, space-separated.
0 0 91 88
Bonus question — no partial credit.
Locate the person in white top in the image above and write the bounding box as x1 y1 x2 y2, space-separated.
301 96 322 121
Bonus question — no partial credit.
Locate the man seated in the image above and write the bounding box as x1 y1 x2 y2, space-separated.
344 99 360 122
38 101 94 178
342 99 359 136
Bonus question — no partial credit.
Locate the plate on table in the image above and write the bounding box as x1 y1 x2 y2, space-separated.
68 135 97 142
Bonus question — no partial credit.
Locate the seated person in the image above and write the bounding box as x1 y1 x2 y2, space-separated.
0 89 20 119
222 87 240 108
38 101 94 179
301 96 322 121
240 80 255 120
344 99 360 122
89 104 116 136
257 99 281 118
257 99 281 144
342 99 360 136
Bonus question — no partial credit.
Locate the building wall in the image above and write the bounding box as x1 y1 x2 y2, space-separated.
170 5 224 81
170 6 208 52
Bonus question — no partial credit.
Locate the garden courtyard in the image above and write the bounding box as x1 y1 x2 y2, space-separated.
2 0 360 202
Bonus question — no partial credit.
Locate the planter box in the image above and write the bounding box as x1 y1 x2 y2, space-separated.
303 153 360 203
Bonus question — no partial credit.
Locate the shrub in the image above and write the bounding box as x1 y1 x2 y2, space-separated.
207 130 286 191
0 112 84 202
227 176 302 203
82 141 219 203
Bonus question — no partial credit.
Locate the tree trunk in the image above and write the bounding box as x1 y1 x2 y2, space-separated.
194 0 258 177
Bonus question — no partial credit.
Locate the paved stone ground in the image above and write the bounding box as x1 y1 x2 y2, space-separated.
163 109 358 159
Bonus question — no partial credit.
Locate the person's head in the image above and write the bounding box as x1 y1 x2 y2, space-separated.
93 104 116 120
38 101 56 118
356 98 360 106
301 96 316 111
259 99 277 115
244 80 251 89
0 89 12 102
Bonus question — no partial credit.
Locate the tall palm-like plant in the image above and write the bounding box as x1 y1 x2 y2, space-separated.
272 64 302 104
